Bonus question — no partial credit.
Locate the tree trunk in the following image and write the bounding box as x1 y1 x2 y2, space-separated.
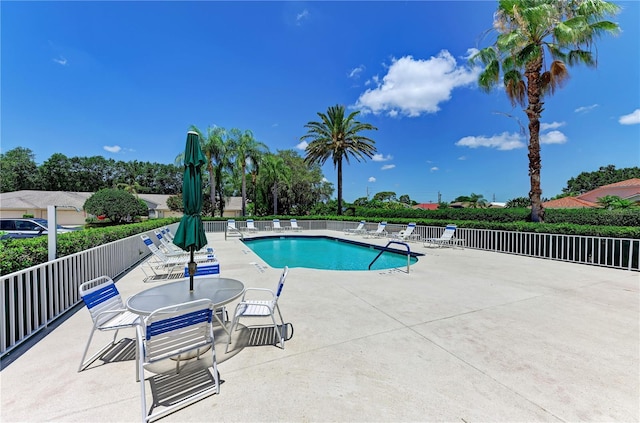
337 159 343 215
525 57 545 223
208 163 216 217
241 162 247 217
272 182 278 215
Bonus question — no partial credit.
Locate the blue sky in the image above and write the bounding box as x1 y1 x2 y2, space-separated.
2 1 639 204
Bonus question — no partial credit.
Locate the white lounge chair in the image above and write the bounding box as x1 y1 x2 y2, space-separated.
289 219 303 232
423 224 465 248
364 221 387 238
78 276 140 374
141 236 216 281
226 267 289 353
244 219 259 233
344 220 366 235
390 222 420 242
136 299 220 422
272 219 284 232
226 219 242 239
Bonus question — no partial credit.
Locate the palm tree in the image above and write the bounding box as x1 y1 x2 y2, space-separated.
188 125 228 216
301 104 378 215
260 154 291 215
228 129 269 216
470 0 620 222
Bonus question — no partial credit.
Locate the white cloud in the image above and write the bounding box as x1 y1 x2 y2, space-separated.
540 121 565 131
368 177 376 182
430 167 439 172
103 145 121 153
354 51 480 117
381 164 395 170
295 141 308 150
455 132 525 151
619 109 640 125
457 156 467 160
321 177 328 183
296 9 309 25
540 130 567 145
372 153 393 162
53 56 67 66
348 65 365 79
574 104 599 113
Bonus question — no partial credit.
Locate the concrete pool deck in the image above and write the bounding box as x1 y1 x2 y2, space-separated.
1 230 638 422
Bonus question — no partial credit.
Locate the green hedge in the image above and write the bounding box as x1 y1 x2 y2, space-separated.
2 214 639 276
352 207 640 226
0 218 178 276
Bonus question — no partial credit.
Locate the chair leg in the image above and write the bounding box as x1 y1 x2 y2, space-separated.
225 312 241 353
78 327 119 372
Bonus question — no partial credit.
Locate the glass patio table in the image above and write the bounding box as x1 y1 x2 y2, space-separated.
126 277 245 335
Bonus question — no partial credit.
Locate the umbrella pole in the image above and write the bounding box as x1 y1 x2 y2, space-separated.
188 247 196 291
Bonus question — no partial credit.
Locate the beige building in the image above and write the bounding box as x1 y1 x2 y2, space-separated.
0 190 243 225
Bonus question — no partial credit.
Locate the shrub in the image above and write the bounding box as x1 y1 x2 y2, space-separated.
84 189 149 224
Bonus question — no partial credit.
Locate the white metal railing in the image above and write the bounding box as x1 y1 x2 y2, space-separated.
0 224 178 356
2 220 637 356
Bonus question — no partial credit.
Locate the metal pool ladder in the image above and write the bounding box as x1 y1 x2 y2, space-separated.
368 240 412 273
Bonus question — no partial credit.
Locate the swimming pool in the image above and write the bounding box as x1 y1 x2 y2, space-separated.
242 235 421 271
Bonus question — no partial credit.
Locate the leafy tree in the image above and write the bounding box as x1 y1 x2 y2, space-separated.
470 0 620 222
167 194 183 212
259 153 291 215
83 188 148 224
39 153 72 191
564 165 640 194
352 197 370 206
398 194 411 204
0 147 38 192
301 104 377 215
373 191 397 202
597 195 637 210
228 129 269 216
277 149 332 215
505 196 531 208
454 193 488 208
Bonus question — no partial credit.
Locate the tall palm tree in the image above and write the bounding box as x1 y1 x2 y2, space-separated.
228 129 268 216
188 125 228 216
260 154 291 215
301 104 378 215
470 0 620 222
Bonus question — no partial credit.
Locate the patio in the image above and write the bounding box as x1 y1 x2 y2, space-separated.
1 230 638 422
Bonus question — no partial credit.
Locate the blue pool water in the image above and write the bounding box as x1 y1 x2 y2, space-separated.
242 236 420 271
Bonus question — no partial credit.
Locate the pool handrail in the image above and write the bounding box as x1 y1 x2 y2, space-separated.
369 240 411 273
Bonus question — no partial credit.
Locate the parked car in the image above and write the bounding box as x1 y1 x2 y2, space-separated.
0 218 81 239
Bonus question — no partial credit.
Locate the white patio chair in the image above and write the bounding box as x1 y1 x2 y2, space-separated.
344 220 366 235
243 219 259 233
226 266 289 353
141 236 216 281
272 219 284 232
423 224 465 248
137 299 220 423
390 222 420 242
78 276 140 373
154 230 210 255
289 219 303 232
364 221 387 238
161 227 174 242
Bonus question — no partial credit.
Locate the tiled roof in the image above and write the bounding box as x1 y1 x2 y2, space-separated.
543 197 597 209
577 178 640 203
413 203 439 210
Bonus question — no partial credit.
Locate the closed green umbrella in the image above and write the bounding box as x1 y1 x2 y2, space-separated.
173 130 208 291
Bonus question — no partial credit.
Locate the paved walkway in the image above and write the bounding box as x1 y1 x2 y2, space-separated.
1 230 638 422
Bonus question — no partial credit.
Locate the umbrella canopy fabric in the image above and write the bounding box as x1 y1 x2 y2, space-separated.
173 131 208 253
